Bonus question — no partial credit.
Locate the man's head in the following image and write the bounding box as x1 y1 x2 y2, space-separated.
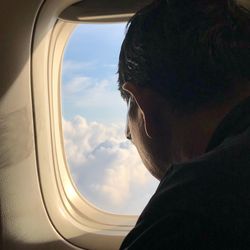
118 0 250 179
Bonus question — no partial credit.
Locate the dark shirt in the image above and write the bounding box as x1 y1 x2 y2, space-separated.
120 97 250 249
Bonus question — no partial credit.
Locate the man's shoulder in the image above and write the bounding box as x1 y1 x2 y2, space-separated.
120 132 250 249
121 209 250 249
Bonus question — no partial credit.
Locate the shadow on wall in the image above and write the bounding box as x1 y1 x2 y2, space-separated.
0 239 78 250
0 232 122 250
0 0 46 100
0 108 33 169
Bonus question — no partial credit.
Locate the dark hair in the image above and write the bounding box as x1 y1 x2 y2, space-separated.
118 0 250 111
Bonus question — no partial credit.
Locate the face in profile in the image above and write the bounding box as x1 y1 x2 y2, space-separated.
124 84 173 180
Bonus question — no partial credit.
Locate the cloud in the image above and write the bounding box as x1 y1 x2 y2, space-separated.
63 74 119 107
62 73 127 124
73 77 119 108
62 60 95 76
62 115 159 214
63 76 93 94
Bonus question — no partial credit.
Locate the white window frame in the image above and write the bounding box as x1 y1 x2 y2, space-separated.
31 1 139 249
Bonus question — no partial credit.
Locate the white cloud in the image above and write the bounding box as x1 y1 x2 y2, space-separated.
74 78 118 108
62 73 127 124
63 75 121 108
62 115 159 214
63 76 93 94
62 60 95 75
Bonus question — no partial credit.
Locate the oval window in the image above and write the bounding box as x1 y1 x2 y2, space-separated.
61 23 159 215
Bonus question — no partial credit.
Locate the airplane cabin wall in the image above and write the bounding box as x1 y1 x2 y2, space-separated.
0 0 82 249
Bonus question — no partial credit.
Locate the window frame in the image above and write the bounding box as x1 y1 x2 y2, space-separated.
32 4 138 250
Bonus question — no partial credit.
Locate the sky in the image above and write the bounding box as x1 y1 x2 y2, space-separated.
62 23 159 215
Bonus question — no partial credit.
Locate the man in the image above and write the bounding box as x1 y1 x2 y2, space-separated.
118 0 250 249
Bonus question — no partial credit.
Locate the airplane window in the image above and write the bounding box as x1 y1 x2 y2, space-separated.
61 23 159 215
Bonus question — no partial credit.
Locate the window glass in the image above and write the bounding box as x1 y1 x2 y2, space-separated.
62 23 159 215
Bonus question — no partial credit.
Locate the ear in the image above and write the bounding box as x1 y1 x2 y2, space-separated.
123 82 158 138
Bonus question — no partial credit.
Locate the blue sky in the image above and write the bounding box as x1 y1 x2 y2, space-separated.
62 23 127 124
61 23 159 215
